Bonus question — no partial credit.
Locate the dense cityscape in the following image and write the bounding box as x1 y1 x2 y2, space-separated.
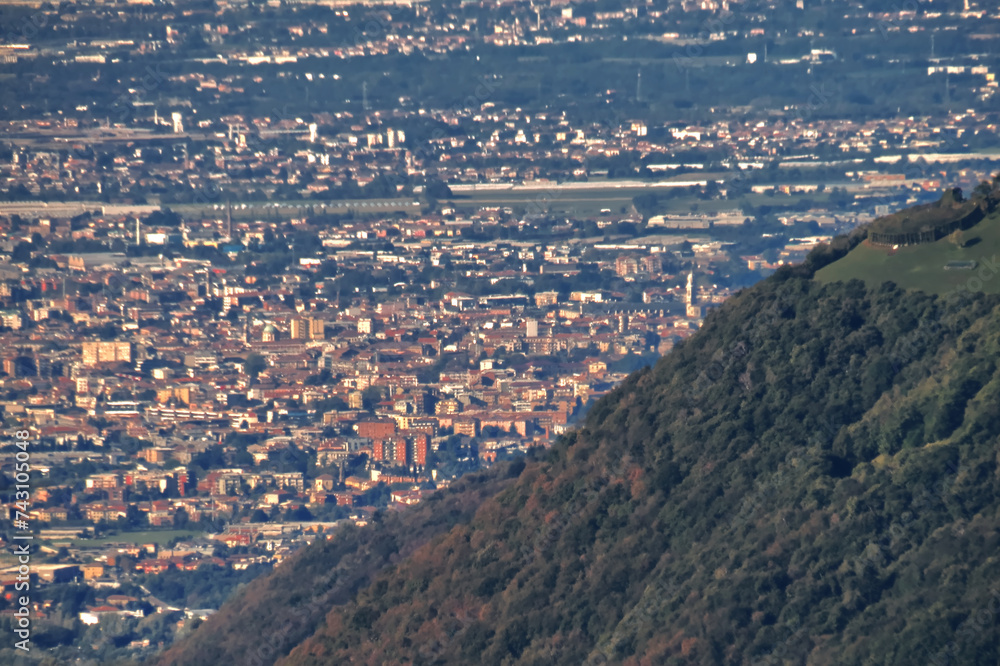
1 0 1000 662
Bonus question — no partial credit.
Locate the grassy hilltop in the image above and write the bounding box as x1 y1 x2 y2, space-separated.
816 183 1000 295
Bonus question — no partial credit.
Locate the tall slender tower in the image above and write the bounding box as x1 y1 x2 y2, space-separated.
686 271 695 306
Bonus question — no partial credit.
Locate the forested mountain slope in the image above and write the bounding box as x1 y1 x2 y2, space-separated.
153 470 521 666
160 221 1000 666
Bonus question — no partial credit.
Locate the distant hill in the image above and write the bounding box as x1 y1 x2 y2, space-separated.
156 191 1000 666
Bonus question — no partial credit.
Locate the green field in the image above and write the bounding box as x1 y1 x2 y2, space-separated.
169 182 832 221
171 198 420 221
0 529 206 569
446 188 831 217
816 210 1000 295
66 529 205 547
